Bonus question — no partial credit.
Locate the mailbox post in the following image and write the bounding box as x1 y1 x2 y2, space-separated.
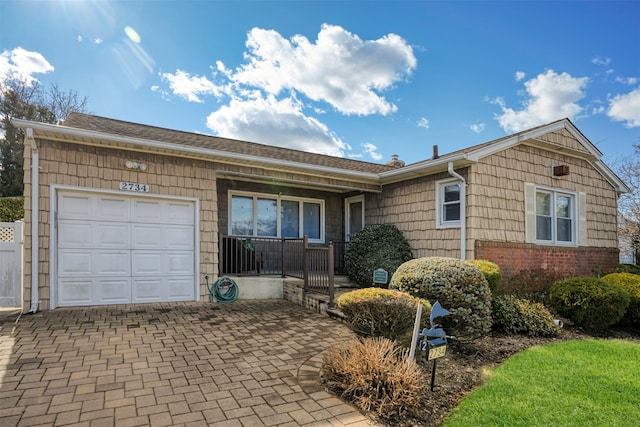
418 301 450 391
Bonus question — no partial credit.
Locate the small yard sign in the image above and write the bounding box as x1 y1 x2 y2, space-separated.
372 268 388 285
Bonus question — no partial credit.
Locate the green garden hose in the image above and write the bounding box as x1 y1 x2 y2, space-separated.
209 276 239 303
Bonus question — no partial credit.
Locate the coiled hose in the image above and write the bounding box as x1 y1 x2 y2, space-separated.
206 276 239 303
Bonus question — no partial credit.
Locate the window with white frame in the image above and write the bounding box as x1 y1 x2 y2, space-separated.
535 189 575 244
436 178 463 228
229 191 324 242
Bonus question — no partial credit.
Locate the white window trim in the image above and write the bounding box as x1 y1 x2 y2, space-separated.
436 178 464 229
525 183 581 247
228 190 325 243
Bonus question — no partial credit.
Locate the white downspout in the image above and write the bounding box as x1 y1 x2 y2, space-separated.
26 128 39 313
447 162 466 260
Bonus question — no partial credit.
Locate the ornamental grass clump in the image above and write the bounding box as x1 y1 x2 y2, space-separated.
550 277 631 328
337 288 431 342
600 272 640 324
321 337 427 419
466 259 502 293
389 257 492 338
345 224 413 287
491 294 560 337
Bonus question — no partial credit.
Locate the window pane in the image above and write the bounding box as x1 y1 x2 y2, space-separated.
556 195 571 218
536 192 551 215
444 184 460 202
557 218 572 242
444 204 460 221
257 198 277 236
536 216 552 240
303 202 320 239
281 200 299 238
231 196 253 235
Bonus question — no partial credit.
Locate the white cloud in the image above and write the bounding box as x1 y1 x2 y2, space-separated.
361 142 383 161
608 88 640 128
225 24 416 115
0 47 54 86
417 117 430 129
592 56 611 67
494 69 588 133
470 122 485 133
515 71 526 82
160 69 222 103
616 76 639 85
206 94 349 156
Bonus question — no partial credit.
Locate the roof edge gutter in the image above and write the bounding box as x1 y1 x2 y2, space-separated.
26 128 39 313
11 119 381 183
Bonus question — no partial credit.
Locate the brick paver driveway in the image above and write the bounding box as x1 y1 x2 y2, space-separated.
0 300 377 426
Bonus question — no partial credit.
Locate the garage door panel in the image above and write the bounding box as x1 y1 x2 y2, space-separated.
98 278 131 304
96 197 129 221
131 252 163 275
95 251 131 275
132 200 163 223
167 202 195 225
97 223 130 247
131 225 163 248
167 252 194 275
59 194 93 219
166 226 194 248
132 278 163 302
58 221 93 247
58 251 93 275
58 277 93 305
168 277 196 300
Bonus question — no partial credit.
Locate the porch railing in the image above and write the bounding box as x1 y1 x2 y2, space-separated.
219 235 337 306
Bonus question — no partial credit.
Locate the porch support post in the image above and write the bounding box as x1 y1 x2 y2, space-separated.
327 241 335 309
303 236 309 292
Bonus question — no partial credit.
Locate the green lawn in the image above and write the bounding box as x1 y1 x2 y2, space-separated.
444 339 640 427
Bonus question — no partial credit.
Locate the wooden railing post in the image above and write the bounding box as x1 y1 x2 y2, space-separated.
303 236 309 292
327 241 335 309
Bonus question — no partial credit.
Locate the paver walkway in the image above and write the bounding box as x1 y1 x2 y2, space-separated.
0 300 378 426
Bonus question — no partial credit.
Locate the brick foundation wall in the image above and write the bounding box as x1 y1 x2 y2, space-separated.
475 240 619 278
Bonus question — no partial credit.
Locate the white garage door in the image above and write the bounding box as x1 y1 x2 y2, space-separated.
56 191 196 307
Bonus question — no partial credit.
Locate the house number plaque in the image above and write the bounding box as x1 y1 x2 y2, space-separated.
119 182 150 193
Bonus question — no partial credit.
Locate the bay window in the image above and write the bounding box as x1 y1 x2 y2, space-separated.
229 191 324 242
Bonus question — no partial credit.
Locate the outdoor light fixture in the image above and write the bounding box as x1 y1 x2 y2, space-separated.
125 160 147 171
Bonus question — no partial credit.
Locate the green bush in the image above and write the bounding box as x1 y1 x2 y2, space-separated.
601 273 640 324
0 197 24 222
321 337 426 419
466 259 502 293
491 295 560 337
389 257 492 338
610 264 640 276
337 288 430 342
502 268 569 305
550 277 631 328
345 224 413 287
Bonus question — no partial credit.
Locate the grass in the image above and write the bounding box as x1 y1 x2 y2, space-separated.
444 339 640 427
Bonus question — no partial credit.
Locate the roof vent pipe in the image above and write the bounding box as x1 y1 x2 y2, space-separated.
432 145 439 159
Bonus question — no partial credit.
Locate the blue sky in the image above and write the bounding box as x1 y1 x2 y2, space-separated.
1 0 639 166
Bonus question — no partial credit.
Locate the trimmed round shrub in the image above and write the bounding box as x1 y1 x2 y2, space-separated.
491 294 560 337
466 259 502 293
337 288 431 342
601 272 640 324
389 257 492 338
321 337 426 419
610 264 640 276
550 277 631 328
345 224 413 287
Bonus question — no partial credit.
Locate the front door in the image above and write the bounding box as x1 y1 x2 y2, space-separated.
345 195 364 241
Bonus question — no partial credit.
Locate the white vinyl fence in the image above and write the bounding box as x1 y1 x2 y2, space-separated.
0 221 23 307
